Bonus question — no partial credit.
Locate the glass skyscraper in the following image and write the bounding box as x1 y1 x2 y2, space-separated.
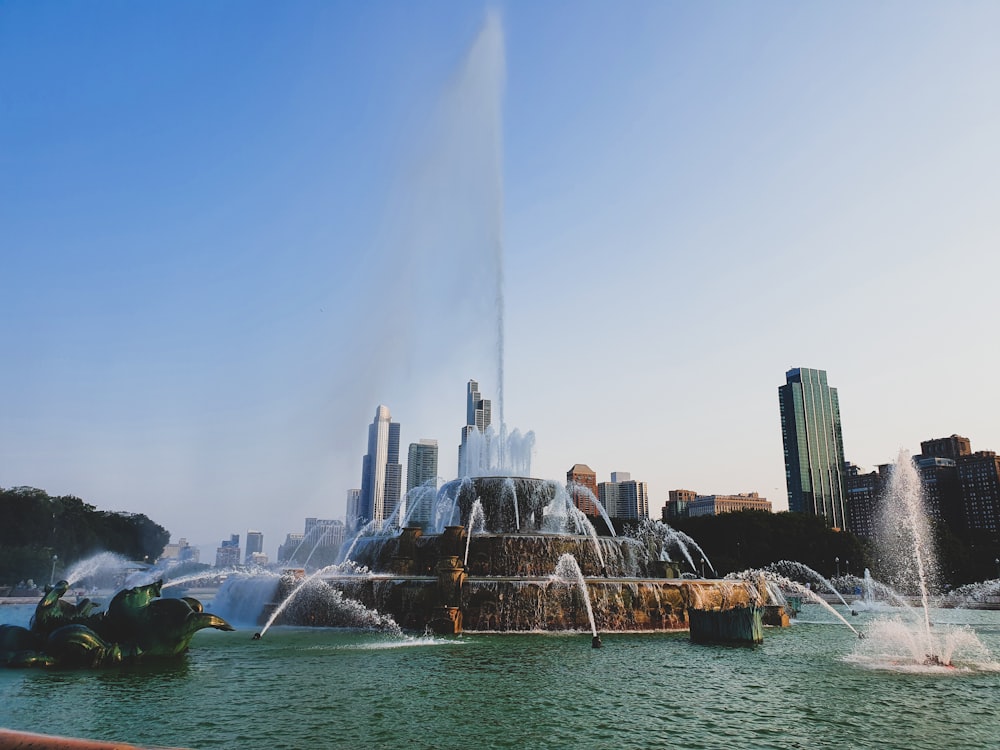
359 405 402 530
779 367 848 529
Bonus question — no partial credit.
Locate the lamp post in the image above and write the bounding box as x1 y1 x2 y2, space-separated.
50 554 58 586
846 559 850 577
995 558 999 580
700 557 706 579
835 556 840 578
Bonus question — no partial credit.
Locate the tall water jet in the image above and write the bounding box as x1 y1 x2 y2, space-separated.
878 449 937 655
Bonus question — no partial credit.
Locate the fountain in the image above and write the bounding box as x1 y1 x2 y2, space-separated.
261 474 753 636
464 498 486 566
727 568 861 638
848 449 996 670
235 14 758 639
550 554 600 646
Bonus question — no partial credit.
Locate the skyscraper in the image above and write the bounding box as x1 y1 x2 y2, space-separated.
215 534 240 568
779 367 848 529
345 488 362 533
244 530 263 565
406 439 439 528
598 471 649 520
958 451 1000 534
359 405 402 530
407 439 439 492
458 379 492 477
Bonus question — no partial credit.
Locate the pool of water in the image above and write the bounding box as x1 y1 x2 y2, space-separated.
2 605 1000 749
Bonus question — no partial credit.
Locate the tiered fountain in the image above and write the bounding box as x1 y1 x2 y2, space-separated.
265 466 756 638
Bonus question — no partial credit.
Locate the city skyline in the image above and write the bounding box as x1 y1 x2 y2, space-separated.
3 4 999 559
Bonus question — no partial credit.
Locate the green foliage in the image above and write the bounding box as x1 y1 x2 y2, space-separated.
0 486 170 585
671 511 871 578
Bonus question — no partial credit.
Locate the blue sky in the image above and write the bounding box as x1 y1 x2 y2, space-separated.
3 2 999 559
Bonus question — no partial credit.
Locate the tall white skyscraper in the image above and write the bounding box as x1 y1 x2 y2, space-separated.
359 405 402 530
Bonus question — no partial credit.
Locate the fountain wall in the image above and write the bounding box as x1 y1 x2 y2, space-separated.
273 522 751 633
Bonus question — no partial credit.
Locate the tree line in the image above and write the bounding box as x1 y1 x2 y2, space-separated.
668 510 999 590
0 486 170 586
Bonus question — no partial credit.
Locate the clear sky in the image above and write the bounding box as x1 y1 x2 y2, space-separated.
3 2 999 560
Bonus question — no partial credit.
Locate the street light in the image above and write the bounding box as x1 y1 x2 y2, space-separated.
846 559 850 577
50 554 58 586
700 557 706 579
835 556 840 578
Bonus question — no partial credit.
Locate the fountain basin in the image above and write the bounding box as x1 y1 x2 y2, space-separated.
269 570 752 633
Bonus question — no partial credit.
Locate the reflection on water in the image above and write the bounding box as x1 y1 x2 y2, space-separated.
1 607 1000 749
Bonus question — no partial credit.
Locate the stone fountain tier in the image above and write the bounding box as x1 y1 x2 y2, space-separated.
274 573 752 633
276 522 753 634
349 526 674 579
441 476 565 533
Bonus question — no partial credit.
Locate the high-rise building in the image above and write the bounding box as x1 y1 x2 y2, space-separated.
304 518 346 552
916 456 963 530
598 472 649 521
407 440 439 492
346 489 362 533
921 435 972 462
359 405 402 530
276 532 304 564
958 451 1000 534
215 534 240 568
663 489 698 522
845 463 884 539
244 530 264 565
406 439 440 528
778 367 848 529
458 380 492 477
567 464 600 515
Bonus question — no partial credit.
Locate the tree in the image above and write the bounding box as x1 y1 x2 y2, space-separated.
671 510 871 578
0 486 170 585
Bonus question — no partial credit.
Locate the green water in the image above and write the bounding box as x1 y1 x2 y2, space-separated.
2 606 1000 749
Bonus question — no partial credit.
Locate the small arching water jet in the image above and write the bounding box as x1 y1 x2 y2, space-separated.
567 504 606 574
549 553 598 643
729 569 861 638
254 567 400 640
464 498 487 567
565 481 617 538
630 520 715 577
63 552 133 589
767 560 853 610
501 476 519 531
